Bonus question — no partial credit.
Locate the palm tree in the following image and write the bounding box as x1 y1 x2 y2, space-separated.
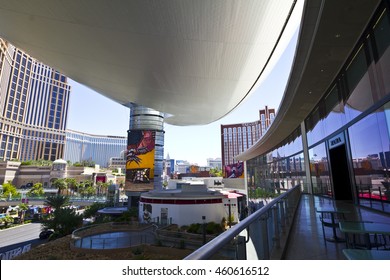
44 195 70 210
52 178 67 195
41 207 83 237
17 203 29 224
65 178 77 196
96 182 109 196
27 182 44 197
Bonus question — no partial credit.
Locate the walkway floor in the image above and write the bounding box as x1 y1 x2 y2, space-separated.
283 194 390 259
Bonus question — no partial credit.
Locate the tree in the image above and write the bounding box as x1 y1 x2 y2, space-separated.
83 202 106 218
65 178 77 195
44 195 71 210
42 195 82 238
78 180 95 198
41 207 83 237
75 160 96 167
96 182 109 196
209 167 223 177
18 203 29 224
20 160 52 166
0 216 14 228
52 178 67 195
27 182 44 197
1 182 20 200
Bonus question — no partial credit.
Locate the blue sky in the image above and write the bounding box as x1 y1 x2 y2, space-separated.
66 2 302 166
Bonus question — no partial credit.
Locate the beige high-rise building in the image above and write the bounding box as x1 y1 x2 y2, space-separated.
0 39 71 162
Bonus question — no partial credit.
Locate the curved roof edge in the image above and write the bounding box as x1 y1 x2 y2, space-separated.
236 0 382 161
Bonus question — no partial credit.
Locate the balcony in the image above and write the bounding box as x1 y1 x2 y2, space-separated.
185 187 390 260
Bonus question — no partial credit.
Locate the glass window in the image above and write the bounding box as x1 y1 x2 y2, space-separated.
323 85 346 136
309 143 331 196
344 44 374 121
373 8 390 97
306 106 325 146
348 103 390 208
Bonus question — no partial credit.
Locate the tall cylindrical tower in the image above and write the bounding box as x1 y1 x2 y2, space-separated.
125 103 164 206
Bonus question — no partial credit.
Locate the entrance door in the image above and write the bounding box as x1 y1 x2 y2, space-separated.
328 141 353 201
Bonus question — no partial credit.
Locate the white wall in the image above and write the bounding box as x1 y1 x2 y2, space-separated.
222 178 245 190
222 197 239 223
139 202 226 226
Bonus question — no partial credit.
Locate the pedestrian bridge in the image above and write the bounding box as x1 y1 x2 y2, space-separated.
0 197 107 207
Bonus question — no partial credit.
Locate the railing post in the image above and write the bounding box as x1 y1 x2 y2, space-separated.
279 200 286 234
235 236 247 260
283 198 289 225
260 214 269 259
272 205 280 250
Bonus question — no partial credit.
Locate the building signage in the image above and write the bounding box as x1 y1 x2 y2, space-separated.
241 121 260 127
125 130 156 192
0 243 31 260
328 133 345 149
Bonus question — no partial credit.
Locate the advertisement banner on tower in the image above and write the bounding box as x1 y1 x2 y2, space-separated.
125 130 155 192
224 161 244 178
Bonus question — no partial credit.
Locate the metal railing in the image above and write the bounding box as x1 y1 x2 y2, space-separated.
0 196 107 205
71 222 156 249
184 185 302 260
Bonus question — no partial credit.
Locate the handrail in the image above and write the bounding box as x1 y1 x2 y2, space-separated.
184 185 301 260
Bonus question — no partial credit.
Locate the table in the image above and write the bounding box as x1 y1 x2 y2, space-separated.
316 206 350 242
339 221 390 249
343 249 390 260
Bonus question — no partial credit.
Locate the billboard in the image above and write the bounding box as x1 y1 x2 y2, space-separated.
224 161 244 178
125 130 155 191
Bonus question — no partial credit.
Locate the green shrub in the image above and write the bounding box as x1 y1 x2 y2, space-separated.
206 222 223 234
187 223 201 234
178 240 186 249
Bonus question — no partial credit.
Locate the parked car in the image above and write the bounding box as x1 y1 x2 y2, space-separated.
39 229 54 239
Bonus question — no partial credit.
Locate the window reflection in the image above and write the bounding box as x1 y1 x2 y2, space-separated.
323 85 346 136
309 143 331 197
349 105 390 207
247 134 305 205
306 107 325 146
373 8 390 97
344 45 375 121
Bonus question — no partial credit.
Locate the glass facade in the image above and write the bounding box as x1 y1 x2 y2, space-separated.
64 130 127 167
247 127 305 202
245 1 390 213
348 104 390 211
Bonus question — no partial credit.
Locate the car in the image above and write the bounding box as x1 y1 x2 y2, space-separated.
39 229 54 240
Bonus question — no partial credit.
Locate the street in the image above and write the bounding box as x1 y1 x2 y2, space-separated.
0 222 45 259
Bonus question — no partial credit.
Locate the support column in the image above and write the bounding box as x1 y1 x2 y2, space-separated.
125 103 165 206
301 121 312 194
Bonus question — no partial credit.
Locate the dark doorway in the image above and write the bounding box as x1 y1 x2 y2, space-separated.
329 144 353 200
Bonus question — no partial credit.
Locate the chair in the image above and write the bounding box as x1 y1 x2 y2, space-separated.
342 221 390 250
319 212 346 243
369 233 390 250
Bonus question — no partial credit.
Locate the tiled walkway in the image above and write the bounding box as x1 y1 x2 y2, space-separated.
283 194 390 259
